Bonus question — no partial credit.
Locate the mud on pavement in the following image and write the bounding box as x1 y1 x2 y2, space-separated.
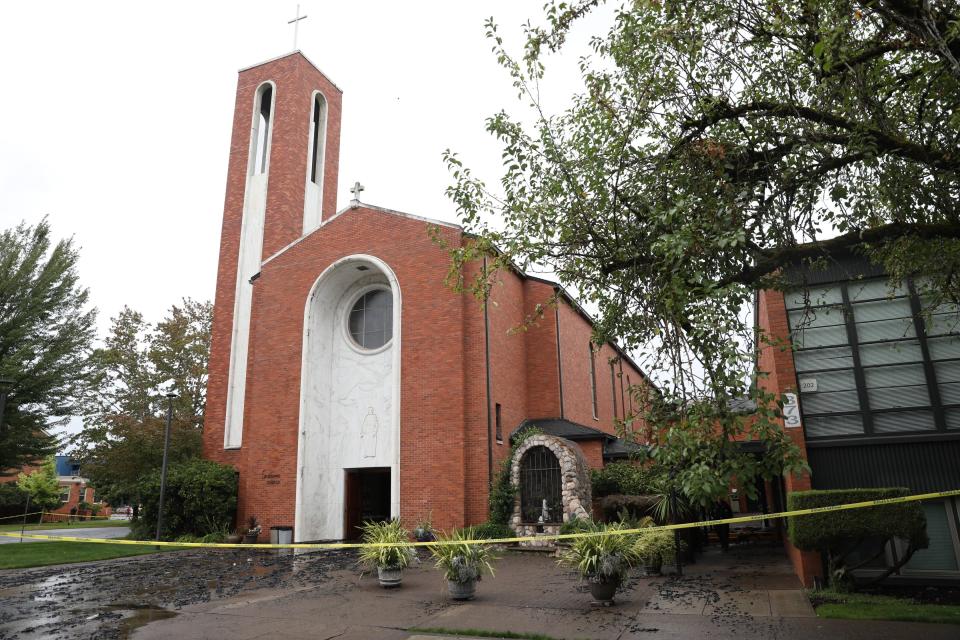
0 548 357 640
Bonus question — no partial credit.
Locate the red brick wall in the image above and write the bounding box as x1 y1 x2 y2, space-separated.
205 52 342 472
522 281 562 419
208 208 471 537
757 289 821 586
554 300 647 442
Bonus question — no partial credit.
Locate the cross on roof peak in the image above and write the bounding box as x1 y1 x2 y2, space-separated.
350 181 365 203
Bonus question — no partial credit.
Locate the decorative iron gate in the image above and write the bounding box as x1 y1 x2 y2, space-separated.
519 446 562 523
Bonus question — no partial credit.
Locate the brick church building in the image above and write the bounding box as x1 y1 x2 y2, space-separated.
202 52 649 542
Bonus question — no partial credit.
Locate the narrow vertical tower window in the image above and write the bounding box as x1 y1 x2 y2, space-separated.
303 91 328 232
252 85 273 175
310 94 326 184
224 81 276 449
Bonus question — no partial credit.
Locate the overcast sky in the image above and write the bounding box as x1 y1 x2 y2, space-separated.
0 0 613 335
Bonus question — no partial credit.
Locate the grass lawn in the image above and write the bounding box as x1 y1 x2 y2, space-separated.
812 589 960 626
0 519 129 532
0 540 183 570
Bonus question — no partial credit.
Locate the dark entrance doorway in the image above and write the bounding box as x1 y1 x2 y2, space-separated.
344 468 390 540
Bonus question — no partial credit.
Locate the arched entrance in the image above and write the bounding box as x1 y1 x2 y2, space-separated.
510 433 592 539
295 255 401 541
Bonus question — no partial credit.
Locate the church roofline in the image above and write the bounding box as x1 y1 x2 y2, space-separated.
330 202 462 231
260 201 461 268
258 200 655 390
476 246 658 393
238 50 343 93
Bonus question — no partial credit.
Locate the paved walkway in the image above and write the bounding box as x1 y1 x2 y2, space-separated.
0 526 129 544
131 545 959 640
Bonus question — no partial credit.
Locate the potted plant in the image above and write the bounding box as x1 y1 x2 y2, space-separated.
634 528 670 576
557 517 592 554
413 513 435 542
430 529 496 601
243 517 261 543
558 522 640 605
358 519 415 587
227 527 244 544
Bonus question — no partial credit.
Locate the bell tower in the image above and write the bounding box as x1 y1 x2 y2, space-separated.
210 52 343 450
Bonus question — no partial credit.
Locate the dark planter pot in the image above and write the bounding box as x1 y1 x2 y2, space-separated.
640 559 662 576
590 579 618 605
414 529 435 543
243 533 259 544
226 534 243 544
447 579 476 600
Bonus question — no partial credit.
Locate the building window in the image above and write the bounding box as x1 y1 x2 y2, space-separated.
519 446 562 523
251 83 274 175
495 403 503 443
59 488 70 503
786 277 960 439
610 362 618 419
309 94 327 185
347 288 393 350
589 344 598 419
627 375 633 414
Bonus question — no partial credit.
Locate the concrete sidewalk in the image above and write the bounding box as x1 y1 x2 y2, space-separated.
132 547 960 640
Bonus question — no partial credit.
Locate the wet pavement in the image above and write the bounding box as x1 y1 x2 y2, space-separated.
1 544 958 639
0 528 130 545
0 547 355 639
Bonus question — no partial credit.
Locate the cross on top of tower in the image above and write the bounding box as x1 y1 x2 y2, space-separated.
350 181 365 206
288 4 308 50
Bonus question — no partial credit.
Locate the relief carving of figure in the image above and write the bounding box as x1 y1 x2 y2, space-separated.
360 407 379 458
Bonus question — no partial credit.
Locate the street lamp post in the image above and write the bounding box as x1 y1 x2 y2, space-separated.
0 378 14 435
155 391 178 542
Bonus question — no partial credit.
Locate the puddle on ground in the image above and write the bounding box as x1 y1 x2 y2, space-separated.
111 605 178 639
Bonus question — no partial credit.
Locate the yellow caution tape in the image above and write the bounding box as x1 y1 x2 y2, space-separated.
1 489 957 550
0 511 112 522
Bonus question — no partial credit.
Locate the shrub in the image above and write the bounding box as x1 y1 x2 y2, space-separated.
633 526 679 567
597 494 657 522
0 482 32 521
466 522 514 539
787 488 928 589
559 517 593 535
590 462 652 498
134 458 237 540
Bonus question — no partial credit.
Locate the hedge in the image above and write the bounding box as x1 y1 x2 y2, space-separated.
787 488 928 552
590 462 653 498
134 458 237 540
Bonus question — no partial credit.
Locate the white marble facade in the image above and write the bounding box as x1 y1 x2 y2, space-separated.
295 255 401 541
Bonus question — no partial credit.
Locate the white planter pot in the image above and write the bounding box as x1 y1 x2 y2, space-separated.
447 579 476 600
377 567 403 588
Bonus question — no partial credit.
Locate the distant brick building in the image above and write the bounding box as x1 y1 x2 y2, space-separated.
202 52 649 541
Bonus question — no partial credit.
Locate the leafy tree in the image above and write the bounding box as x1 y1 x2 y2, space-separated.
441 0 960 506
0 219 97 474
17 456 62 512
71 300 212 512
